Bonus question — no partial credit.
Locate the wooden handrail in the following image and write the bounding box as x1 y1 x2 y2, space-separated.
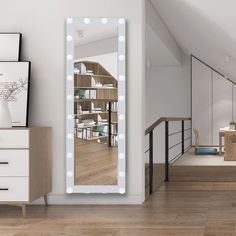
145 117 191 135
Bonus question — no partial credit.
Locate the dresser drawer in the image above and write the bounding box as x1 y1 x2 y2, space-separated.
0 177 28 201
0 150 29 177
0 130 29 148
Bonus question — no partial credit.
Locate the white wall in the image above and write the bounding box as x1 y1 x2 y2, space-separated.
192 57 213 145
145 0 190 165
145 55 191 163
0 0 145 204
151 0 236 84
192 57 235 146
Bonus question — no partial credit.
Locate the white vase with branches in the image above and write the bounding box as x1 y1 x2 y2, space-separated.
0 100 11 128
0 79 28 128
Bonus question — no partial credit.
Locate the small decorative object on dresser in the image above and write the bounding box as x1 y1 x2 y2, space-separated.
0 127 52 217
0 100 12 128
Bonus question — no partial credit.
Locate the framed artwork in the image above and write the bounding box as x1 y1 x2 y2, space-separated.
0 33 21 61
0 62 30 127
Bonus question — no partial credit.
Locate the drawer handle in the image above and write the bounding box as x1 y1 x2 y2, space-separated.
0 162 8 165
0 188 8 191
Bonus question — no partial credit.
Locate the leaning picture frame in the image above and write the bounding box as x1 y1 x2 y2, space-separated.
0 33 21 61
0 62 31 127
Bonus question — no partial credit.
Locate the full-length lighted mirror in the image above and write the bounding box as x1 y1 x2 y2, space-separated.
66 18 126 194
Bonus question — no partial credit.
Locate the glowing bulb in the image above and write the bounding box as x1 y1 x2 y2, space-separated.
119 18 125 24
67 114 73 120
67 54 73 60
67 171 73 177
119 114 125 120
119 171 125 177
67 187 73 194
67 95 73 101
67 75 73 81
119 55 125 61
119 95 125 101
67 35 73 42
67 133 73 139
67 18 73 24
119 36 125 42
84 18 90 24
101 18 108 24
119 188 125 194
67 153 73 159
119 75 125 81
119 153 125 159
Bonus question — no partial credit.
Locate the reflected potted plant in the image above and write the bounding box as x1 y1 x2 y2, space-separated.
229 121 236 130
0 78 28 128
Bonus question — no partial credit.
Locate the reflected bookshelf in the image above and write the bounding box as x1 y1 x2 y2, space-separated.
74 61 118 147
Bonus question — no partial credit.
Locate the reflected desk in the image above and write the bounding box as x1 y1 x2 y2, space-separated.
219 130 236 160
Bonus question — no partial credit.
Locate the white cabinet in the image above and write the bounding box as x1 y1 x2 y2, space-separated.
0 127 52 216
0 150 29 176
213 72 233 145
0 130 29 148
0 177 29 201
192 58 213 145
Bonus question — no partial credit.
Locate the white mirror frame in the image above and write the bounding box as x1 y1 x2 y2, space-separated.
66 17 126 194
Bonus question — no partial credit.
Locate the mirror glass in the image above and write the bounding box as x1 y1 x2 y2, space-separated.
66 18 126 193
74 24 118 185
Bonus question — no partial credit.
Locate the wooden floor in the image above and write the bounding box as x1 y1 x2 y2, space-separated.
75 138 117 185
173 147 236 166
2 182 236 235
170 165 236 182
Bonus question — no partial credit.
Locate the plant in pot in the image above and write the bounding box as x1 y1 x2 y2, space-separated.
229 121 236 130
0 79 28 128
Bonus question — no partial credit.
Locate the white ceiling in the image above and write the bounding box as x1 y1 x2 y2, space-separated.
151 0 236 81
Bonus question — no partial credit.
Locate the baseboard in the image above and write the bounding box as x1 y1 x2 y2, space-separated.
31 194 143 205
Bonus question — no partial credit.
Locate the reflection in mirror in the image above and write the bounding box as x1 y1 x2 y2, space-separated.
66 18 126 193
74 24 118 185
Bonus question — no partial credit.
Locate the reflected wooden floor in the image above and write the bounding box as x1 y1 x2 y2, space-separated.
2 182 236 235
75 138 118 185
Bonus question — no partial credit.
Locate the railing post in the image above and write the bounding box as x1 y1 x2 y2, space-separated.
182 120 184 155
149 130 153 194
108 102 112 147
165 121 169 182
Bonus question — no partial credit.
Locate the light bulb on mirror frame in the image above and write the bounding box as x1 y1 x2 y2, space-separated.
67 35 73 42
83 18 90 24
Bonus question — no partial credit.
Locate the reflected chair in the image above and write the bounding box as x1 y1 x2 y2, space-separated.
193 129 217 155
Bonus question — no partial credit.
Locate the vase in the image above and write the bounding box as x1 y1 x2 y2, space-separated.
0 100 12 128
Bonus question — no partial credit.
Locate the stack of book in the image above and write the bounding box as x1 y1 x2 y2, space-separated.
78 90 97 99
82 119 96 126
106 102 118 112
86 70 93 75
103 84 114 88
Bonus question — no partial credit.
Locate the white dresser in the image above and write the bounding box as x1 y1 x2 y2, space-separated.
0 127 52 216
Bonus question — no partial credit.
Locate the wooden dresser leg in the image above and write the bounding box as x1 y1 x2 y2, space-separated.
44 195 48 206
22 205 26 217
